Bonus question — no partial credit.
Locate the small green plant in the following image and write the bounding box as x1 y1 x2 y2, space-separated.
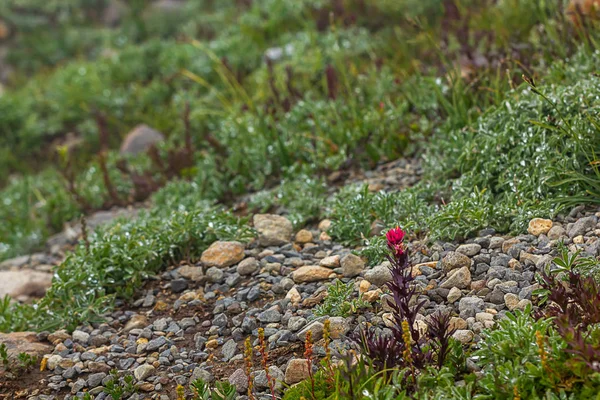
190 378 237 400
0 343 38 376
314 280 370 318
104 369 137 400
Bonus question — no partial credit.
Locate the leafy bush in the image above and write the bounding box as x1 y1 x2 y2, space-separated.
0 200 254 332
313 280 369 318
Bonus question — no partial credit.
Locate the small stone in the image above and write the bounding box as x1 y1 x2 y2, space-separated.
170 279 188 293
516 299 532 310
364 264 393 287
258 308 282 323
291 266 334 283
237 258 259 276
453 330 474 344
201 241 245 268
87 372 107 388
320 255 340 268
206 267 224 283
178 265 204 282
456 244 481 256
449 317 467 331
341 254 365 278
548 225 566 240
254 214 294 246
134 364 156 381
190 367 214 384
362 289 382 302
504 293 520 311
285 358 310 384
120 124 164 155
124 314 149 332
229 368 249 394
447 287 462 303
71 378 87 394
528 218 553 236
441 252 471 272
46 354 63 370
319 232 332 241
318 219 332 231
295 230 314 244
221 339 238 362
358 280 371 293
440 267 471 290
573 235 584 244
285 287 302 303
72 330 90 344
146 336 167 351
255 366 284 391
328 317 350 339
568 216 597 238
298 321 324 342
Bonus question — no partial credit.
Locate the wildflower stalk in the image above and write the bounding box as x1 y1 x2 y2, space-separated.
244 337 255 400
304 330 316 400
323 319 334 385
176 384 185 400
258 328 276 399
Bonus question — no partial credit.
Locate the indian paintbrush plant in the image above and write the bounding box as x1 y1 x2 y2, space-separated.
358 227 457 392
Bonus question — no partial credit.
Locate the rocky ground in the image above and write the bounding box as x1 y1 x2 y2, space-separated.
2 159 600 400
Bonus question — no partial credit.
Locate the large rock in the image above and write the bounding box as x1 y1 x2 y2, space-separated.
119 124 165 155
0 332 52 360
291 266 334 283
201 241 245 268
253 214 293 246
284 358 311 385
0 270 52 299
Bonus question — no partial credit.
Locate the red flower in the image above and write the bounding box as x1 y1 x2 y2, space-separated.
386 227 405 246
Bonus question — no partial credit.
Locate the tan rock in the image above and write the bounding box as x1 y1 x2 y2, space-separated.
201 241 245 268
285 358 310 385
0 332 52 361
452 330 474 344
440 267 471 289
48 330 71 345
447 287 462 303
318 219 332 232
295 229 313 244
120 124 164 155
449 317 467 331
573 235 585 244
528 218 553 236
341 254 365 278
441 252 470 272
319 255 340 268
291 265 335 283
328 317 350 339
285 287 302 303
124 314 149 332
504 293 520 311
253 214 293 246
177 265 204 281
319 232 332 241
502 238 520 254
362 289 382 302
358 280 371 294
0 270 52 299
